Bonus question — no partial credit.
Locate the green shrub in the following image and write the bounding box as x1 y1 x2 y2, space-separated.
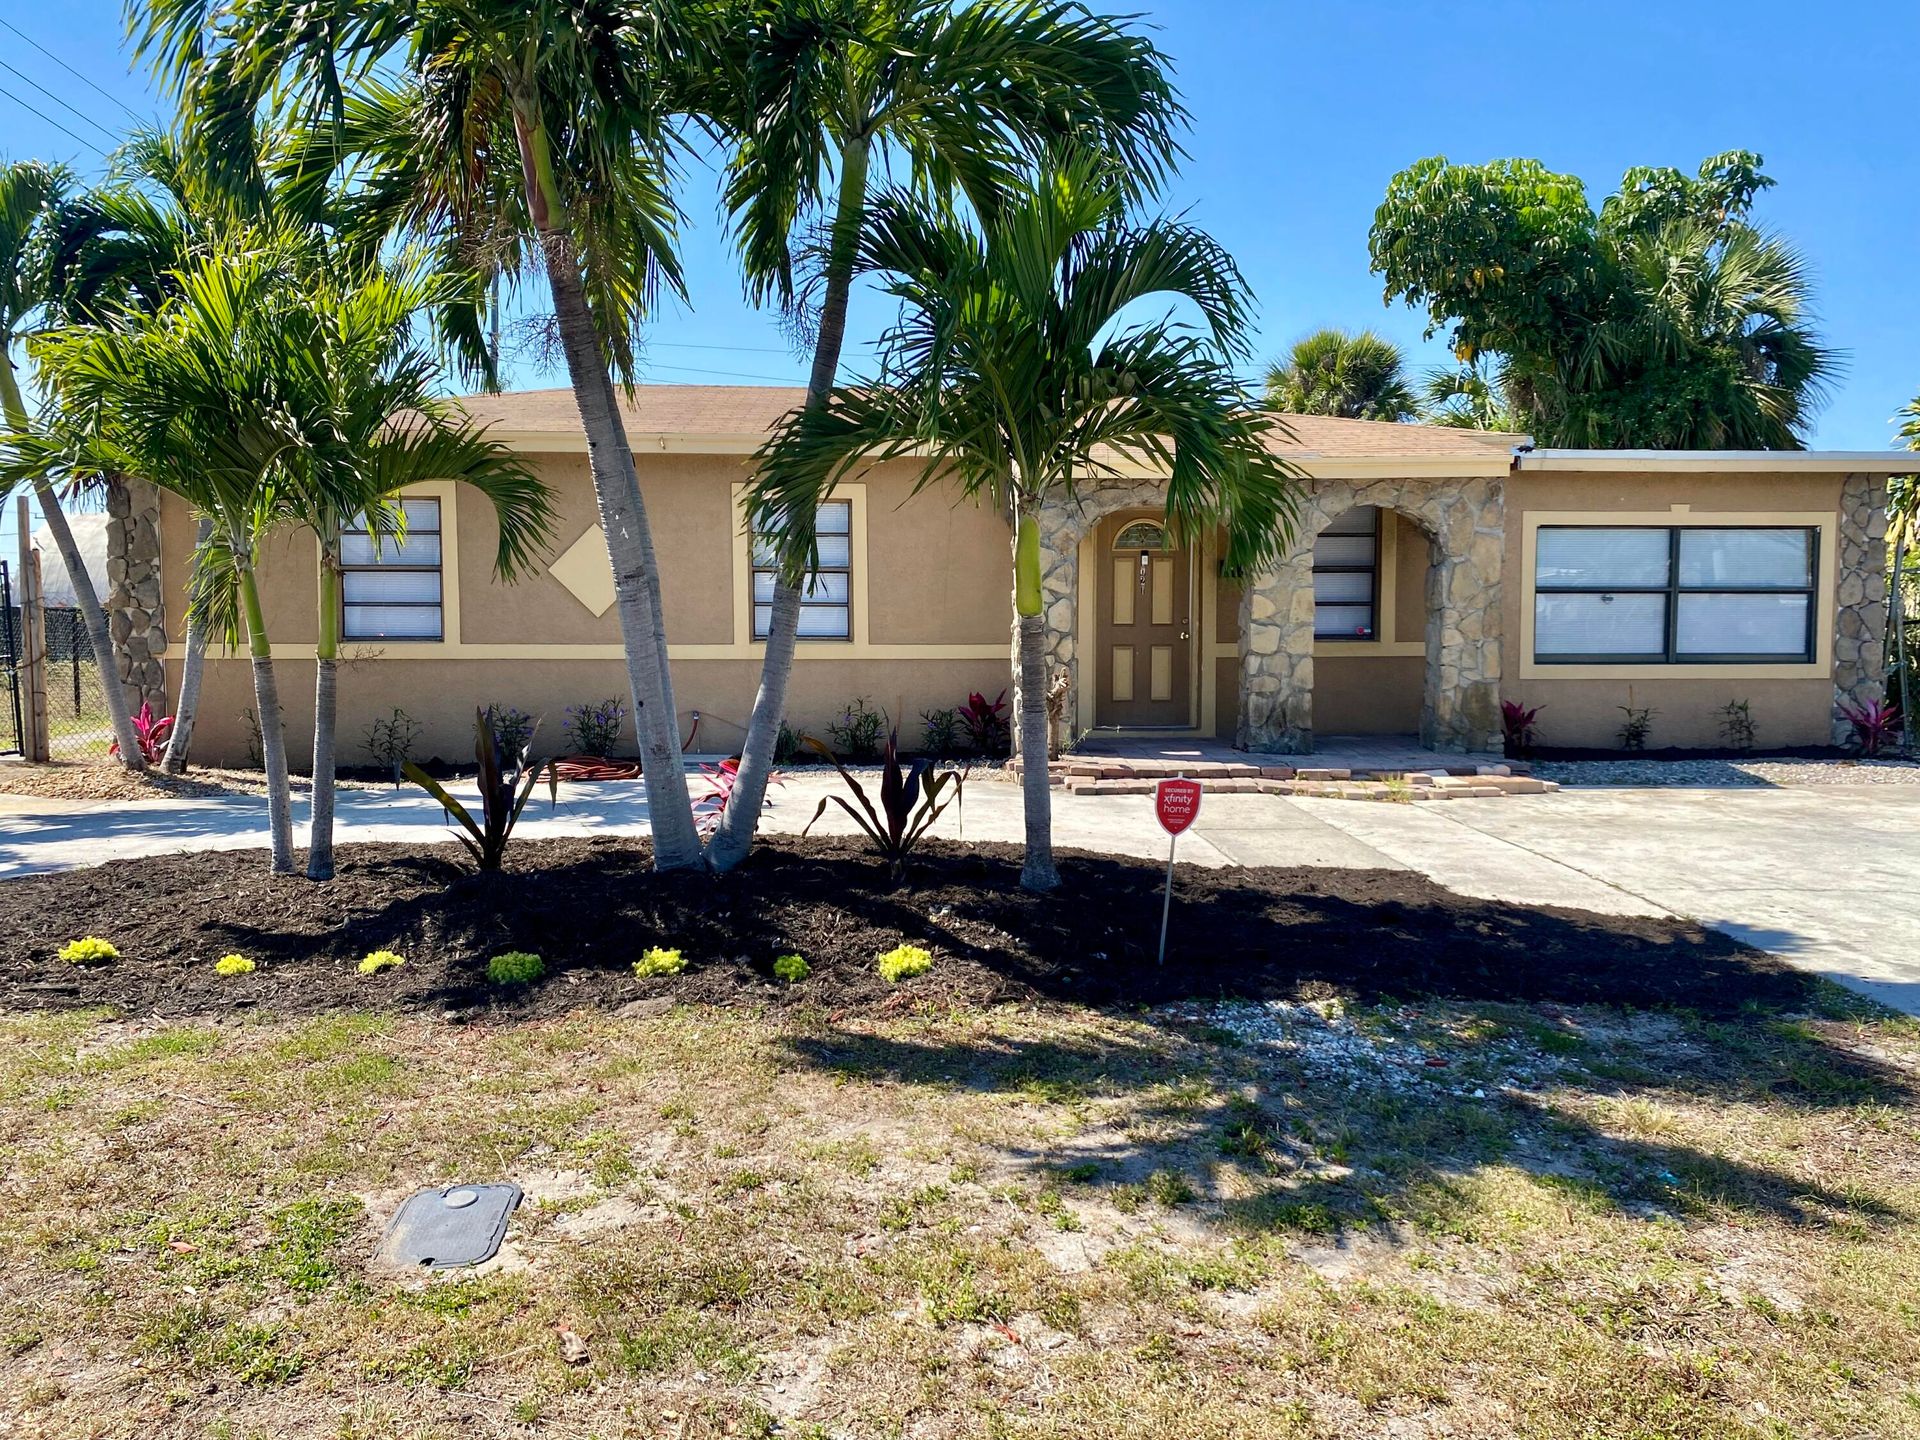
877 944 933 983
633 947 686 978
487 951 545 985
357 950 406 976
772 953 811 984
58 937 119 966
214 954 256 977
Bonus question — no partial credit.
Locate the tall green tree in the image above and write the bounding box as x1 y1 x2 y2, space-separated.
1891 393 1918 552
749 155 1298 891
270 256 553 880
1418 363 1524 432
17 241 553 877
132 0 712 869
1369 150 1838 449
1262 327 1415 421
700 0 1186 872
0 161 147 769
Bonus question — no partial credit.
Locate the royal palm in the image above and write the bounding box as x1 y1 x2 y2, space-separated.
750 155 1299 890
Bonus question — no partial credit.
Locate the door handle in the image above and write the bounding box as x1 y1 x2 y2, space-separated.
1179 620 1190 641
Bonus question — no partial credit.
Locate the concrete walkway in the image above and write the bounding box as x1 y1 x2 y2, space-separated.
2 772 1914 1015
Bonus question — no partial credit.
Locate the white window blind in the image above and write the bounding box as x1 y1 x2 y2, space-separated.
1312 506 1378 640
341 498 443 641
1534 525 1816 663
752 499 852 640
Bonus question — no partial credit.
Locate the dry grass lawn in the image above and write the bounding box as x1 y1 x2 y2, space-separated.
1 986 1917 1438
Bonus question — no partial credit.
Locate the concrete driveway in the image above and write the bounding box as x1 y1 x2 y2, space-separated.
2 773 1914 1015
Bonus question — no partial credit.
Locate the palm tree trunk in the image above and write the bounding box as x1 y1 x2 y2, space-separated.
160 519 211 774
306 548 341 881
709 138 872 873
1012 506 1057 892
0 357 145 769
512 99 702 870
1015 610 1057 892
237 561 294 873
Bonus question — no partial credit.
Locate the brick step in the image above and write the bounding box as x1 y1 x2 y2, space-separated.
1061 774 1557 801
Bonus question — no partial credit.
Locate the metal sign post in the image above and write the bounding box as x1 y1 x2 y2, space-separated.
1154 777 1202 965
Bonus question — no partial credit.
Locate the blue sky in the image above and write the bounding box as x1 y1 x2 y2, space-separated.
1 0 1916 509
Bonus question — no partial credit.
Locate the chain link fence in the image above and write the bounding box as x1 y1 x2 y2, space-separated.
40 607 115 762
0 563 22 758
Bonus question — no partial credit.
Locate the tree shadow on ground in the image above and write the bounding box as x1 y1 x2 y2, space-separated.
774 1009 1910 1239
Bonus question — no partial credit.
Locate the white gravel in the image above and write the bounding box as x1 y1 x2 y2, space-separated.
1532 756 1920 788
1164 998 1571 1098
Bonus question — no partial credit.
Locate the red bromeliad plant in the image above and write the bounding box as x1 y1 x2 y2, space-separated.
695 757 785 838
1501 699 1544 757
402 709 557 871
108 702 175 766
1839 698 1902 758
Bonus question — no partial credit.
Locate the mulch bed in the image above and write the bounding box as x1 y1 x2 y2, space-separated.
0 837 1813 1021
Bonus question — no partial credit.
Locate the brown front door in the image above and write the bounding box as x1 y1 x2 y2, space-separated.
1095 513 1194 727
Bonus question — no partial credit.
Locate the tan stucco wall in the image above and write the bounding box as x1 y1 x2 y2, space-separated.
158 451 1016 766
1502 469 1849 748
1316 655 1424 735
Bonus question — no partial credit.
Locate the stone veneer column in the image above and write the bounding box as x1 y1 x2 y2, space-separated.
1238 475 1506 755
1421 479 1505 752
106 474 169 717
1236 527 1318 752
1831 471 1890 743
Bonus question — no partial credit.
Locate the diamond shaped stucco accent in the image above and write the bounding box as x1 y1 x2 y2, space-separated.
548 526 617 617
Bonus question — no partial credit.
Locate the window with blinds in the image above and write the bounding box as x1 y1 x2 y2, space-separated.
752 498 852 640
1534 525 1816 663
341 498 443 641
1312 506 1379 640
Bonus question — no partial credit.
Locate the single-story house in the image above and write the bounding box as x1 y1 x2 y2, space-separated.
146 385 1903 766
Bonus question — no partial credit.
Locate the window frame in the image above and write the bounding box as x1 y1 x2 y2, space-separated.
339 497 445 644
1311 506 1380 642
1532 523 1818 666
750 497 854 643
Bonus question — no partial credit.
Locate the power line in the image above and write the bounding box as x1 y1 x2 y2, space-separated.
0 82 104 156
0 18 148 126
0 56 124 146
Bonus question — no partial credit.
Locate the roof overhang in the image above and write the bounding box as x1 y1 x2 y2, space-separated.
490 428 1517 479
1516 449 1916 475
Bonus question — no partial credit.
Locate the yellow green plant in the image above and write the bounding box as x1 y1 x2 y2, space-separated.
487 951 545 985
214 954 256 977
633 947 686 978
773 954 810 984
876 944 933 983
357 949 407 975
57 937 119 966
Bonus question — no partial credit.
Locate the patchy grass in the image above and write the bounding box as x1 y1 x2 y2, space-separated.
0 988 1916 1438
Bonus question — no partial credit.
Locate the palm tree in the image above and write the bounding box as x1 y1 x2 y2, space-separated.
132 0 711 869
701 0 1186 872
53 129 292 775
1540 221 1839 451
749 155 1299 891
1262 327 1415 421
1418 363 1524 432
0 161 147 769
274 255 554 881
15 247 309 866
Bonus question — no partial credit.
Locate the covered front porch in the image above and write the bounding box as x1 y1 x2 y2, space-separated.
1031 466 1509 757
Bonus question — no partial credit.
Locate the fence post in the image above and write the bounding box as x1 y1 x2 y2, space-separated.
16 496 49 762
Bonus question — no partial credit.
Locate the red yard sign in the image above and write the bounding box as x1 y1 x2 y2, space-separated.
1155 778 1202 837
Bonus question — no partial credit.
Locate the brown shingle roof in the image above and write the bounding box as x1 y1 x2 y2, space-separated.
458 384 1526 460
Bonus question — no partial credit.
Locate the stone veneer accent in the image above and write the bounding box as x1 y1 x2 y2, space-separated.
1240 476 1505 754
106 474 169 716
1029 473 1506 758
1832 471 1890 744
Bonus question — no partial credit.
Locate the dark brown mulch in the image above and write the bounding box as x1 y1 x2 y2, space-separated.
0 836 1813 1021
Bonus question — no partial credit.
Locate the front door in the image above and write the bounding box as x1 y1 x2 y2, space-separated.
1095 513 1194 727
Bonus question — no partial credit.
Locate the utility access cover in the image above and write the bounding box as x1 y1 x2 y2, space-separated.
376 1183 522 1270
